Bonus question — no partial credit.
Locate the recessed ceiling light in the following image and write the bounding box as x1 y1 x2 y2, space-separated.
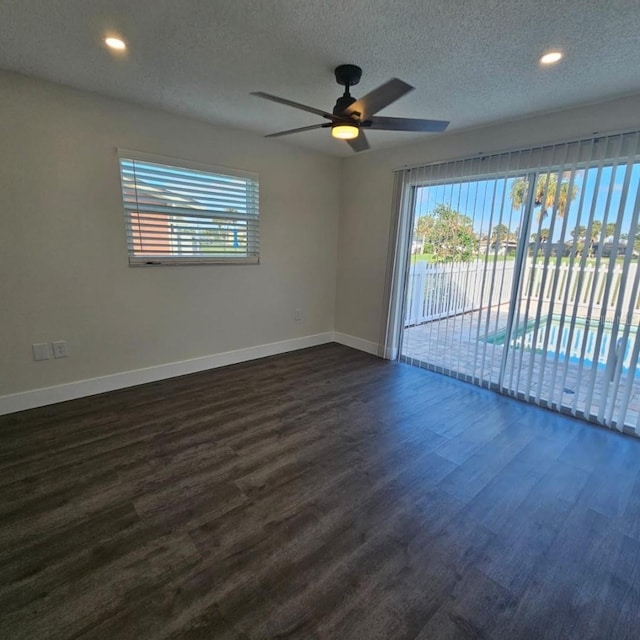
105 36 126 51
540 51 563 65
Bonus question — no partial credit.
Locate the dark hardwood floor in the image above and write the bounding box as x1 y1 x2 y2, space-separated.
2 343 640 639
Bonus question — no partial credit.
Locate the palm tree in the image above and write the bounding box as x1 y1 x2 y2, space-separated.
510 173 578 223
530 228 550 242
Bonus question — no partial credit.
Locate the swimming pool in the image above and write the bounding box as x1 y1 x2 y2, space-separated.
485 314 640 374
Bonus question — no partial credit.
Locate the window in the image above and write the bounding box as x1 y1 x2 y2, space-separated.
118 150 259 265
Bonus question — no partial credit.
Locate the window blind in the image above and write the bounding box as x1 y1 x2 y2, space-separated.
392 130 640 436
118 151 259 265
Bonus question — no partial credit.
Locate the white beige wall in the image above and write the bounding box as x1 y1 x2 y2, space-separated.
3 70 639 411
335 94 640 347
0 71 340 403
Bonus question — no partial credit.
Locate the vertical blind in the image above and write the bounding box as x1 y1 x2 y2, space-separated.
118 151 259 265
393 130 640 435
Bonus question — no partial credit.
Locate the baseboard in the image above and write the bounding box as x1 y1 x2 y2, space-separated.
0 332 334 415
333 332 381 357
383 345 398 360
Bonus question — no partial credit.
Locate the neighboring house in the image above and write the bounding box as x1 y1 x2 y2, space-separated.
592 237 639 258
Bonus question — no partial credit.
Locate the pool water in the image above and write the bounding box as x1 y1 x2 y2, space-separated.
485 315 639 374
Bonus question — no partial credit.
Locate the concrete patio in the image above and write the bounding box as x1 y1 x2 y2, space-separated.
402 305 640 432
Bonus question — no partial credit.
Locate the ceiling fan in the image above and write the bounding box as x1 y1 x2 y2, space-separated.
252 64 449 152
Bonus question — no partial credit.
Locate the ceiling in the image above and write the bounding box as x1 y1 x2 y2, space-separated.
1 0 639 157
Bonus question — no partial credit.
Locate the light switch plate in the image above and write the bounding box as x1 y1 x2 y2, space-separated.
33 342 50 361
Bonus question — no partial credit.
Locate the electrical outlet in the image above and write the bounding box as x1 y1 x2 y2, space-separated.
52 340 69 359
294 308 302 321
32 342 50 361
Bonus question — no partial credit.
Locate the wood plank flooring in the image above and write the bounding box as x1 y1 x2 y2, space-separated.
2 343 640 639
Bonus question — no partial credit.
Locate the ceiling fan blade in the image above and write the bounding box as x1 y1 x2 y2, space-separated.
346 78 413 119
346 131 370 153
367 116 450 132
251 92 336 120
265 123 330 138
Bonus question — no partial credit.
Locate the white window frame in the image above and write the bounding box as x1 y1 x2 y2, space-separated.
117 149 260 266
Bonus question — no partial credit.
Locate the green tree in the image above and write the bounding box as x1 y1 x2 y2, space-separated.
414 214 433 253
568 225 587 257
491 223 510 245
531 228 550 242
590 221 603 255
418 203 478 262
200 208 244 253
571 225 587 240
584 221 618 256
510 173 579 223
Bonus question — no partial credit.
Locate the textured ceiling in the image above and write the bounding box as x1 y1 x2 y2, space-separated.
1 0 639 156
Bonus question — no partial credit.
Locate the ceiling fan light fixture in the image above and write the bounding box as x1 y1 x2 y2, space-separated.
331 124 359 140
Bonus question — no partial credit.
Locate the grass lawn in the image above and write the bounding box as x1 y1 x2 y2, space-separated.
410 253 616 267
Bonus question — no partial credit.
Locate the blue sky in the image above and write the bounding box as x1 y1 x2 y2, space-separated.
414 163 640 242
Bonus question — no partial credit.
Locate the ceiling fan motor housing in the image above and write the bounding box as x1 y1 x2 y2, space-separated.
333 64 362 117
334 64 362 88
333 94 357 117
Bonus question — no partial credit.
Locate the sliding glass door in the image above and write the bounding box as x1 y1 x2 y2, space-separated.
401 170 529 389
398 132 640 434
501 137 640 430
